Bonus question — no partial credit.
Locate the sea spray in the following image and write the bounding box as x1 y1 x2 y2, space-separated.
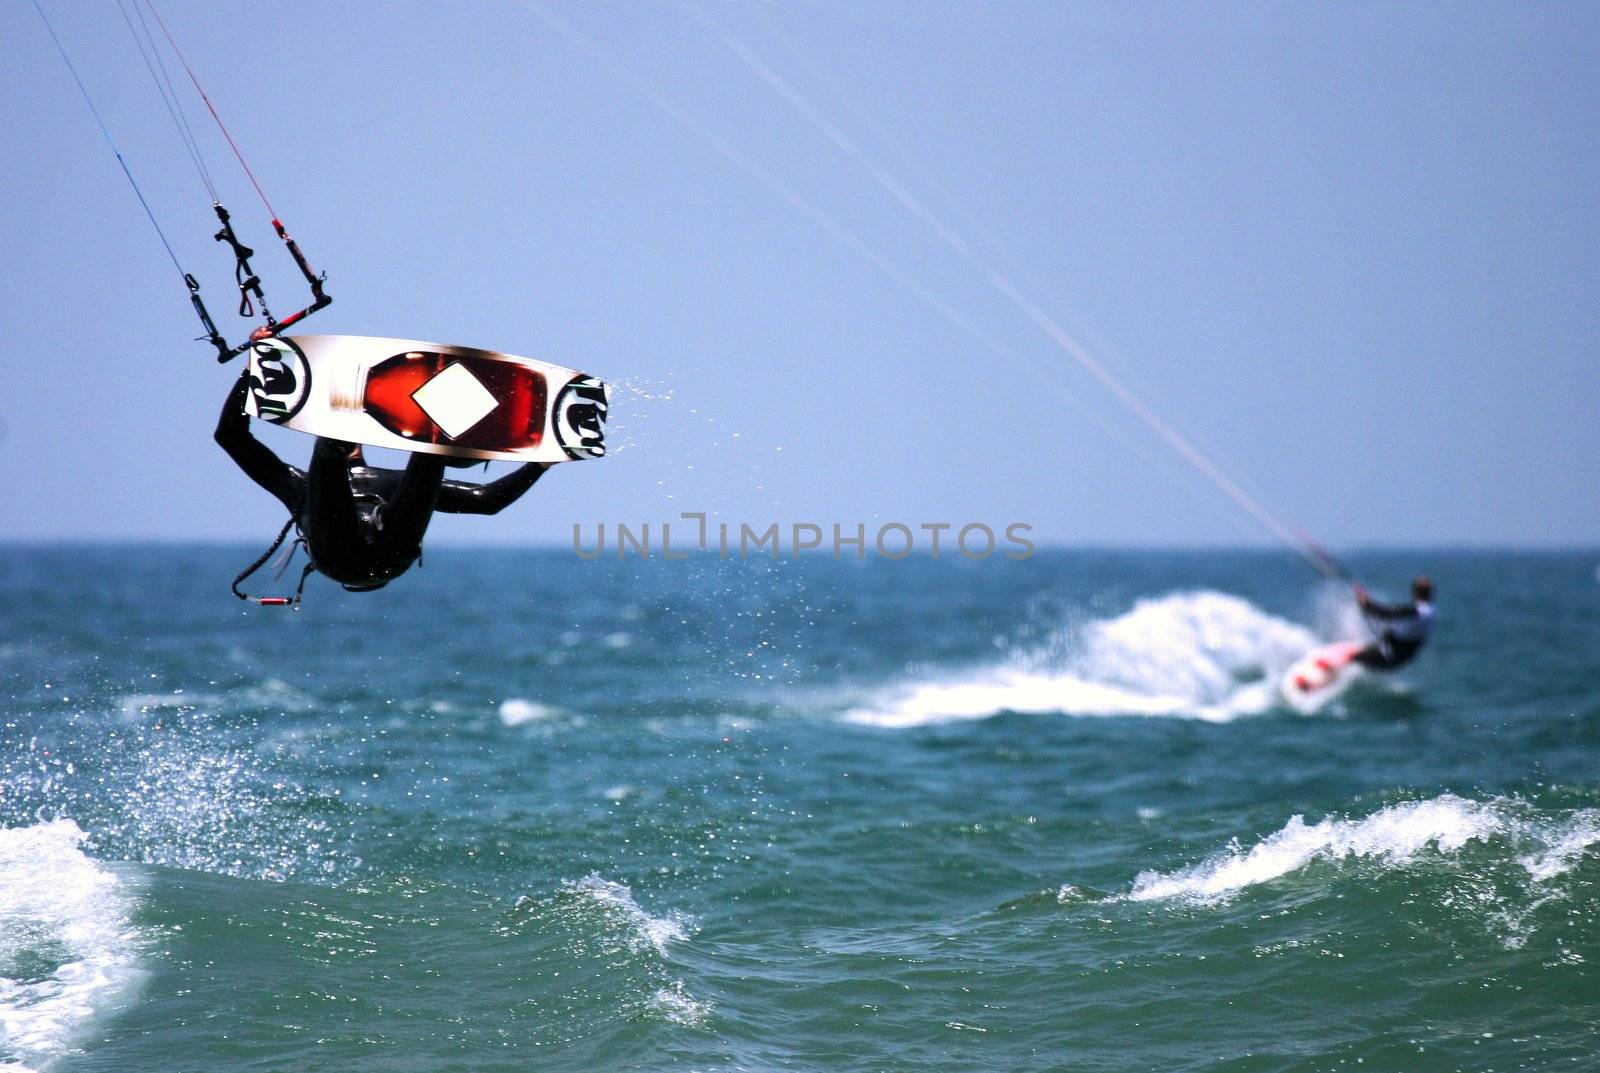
847 591 1317 726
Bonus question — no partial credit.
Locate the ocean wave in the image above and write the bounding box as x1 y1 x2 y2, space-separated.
559 874 692 956
0 820 143 1073
504 874 707 1029
558 877 711 1029
1125 794 1600 906
846 591 1316 726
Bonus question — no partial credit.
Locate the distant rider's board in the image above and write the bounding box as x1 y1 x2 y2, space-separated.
244 334 608 463
1280 641 1364 714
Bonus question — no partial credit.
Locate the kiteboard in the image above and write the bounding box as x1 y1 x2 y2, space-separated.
243 334 608 463
1280 641 1364 714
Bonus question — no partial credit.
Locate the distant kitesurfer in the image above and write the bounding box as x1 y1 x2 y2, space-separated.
1348 576 1435 671
215 369 550 593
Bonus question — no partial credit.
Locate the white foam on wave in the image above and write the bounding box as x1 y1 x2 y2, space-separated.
0 821 143 1073
1125 795 1600 906
846 591 1317 727
560 874 692 956
1519 809 1600 883
649 981 712 1027
497 699 557 727
1128 795 1499 903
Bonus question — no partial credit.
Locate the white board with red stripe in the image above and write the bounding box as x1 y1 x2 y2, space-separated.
1280 641 1364 714
243 334 608 464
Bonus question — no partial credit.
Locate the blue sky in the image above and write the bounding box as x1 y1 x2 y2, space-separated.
3 2 1596 547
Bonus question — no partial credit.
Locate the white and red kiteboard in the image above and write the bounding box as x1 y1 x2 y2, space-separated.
243 334 608 464
1280 640 1364 714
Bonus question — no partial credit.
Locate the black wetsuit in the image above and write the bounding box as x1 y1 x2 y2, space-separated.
1352 598 1434 670
215 374 547 590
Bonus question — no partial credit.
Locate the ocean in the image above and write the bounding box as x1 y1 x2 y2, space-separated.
1 545 1596 1072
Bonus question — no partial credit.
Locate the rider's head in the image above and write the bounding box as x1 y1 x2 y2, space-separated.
1412 575 1433 602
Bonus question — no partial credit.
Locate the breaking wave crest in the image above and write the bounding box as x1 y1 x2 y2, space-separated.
507 874 709 1028
559 874 693 956
846 591 1316 726
0 821 144 1073
1125 794 1600 905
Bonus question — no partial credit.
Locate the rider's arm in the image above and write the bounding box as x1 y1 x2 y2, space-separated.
214 373 304 510
434 462 551 516
1360 599 1415 621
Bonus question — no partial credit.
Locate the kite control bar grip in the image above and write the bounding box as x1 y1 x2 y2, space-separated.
216 336 258 364
266 218 332 333
253 597 294 607
186 273 232 362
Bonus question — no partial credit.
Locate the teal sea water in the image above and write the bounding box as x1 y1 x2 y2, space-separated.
1 546 1596 1071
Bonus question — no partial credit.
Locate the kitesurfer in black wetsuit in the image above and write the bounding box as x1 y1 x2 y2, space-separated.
215 372 550 592
1350 576 1434 670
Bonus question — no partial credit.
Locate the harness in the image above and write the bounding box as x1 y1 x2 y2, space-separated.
230 505 314 608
